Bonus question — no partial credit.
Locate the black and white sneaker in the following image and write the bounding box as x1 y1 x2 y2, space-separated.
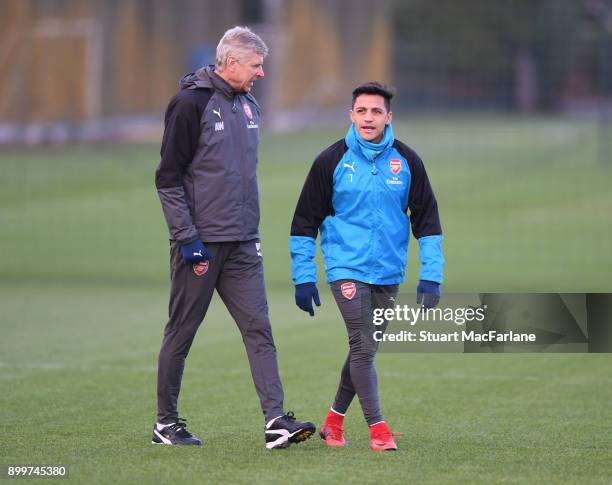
151 419 202 445
265 411 316 449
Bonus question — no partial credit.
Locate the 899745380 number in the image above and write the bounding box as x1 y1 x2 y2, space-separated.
1 465 68 479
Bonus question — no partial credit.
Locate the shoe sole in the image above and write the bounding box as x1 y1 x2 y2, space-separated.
151 440 202 446
370 443 398 451
290 427 315 444
151 440 202 445
319 431 346 447
267 426 315 450
151 430 202 446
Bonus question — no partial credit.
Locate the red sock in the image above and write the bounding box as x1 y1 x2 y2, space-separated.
325 408 344 427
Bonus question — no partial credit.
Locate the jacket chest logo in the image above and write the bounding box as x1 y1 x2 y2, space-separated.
213 106 224 132
343 161 356 173
389 159 402 174
244 103 259 129
343 161 356 182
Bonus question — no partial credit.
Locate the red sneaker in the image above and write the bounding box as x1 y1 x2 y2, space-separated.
369 421 401 451
320 409 346 447
320 423 346 446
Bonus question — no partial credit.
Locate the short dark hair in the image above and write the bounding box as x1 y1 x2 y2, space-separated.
352 82 394 112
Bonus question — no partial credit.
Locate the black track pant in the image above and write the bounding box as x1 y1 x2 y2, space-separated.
330 280 398 425
156 240 284 424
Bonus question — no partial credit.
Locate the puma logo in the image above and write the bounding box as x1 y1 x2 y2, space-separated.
212 108 221 120
343 161 355 173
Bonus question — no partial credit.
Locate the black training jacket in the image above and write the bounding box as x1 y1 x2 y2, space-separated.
155 66 262 243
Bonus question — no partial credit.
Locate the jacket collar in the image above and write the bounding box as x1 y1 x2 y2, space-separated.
345 123 395 162
179 65 236 100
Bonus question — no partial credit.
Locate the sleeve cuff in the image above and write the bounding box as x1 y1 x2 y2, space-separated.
289 235 317 284
418 234 445 283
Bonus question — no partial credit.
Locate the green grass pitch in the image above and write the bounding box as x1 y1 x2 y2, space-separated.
1 116 611 483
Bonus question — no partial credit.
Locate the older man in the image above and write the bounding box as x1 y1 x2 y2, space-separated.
153 26 314 449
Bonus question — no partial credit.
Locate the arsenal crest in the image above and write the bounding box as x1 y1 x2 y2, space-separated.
193 261 209 277
341 282 357 300
243 103 253 120
389 159 402 175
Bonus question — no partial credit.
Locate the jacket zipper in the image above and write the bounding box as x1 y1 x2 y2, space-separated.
370 149 388 283
233 95 247 239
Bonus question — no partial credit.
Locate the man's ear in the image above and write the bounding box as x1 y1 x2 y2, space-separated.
226 56 238 71
386 111 393 125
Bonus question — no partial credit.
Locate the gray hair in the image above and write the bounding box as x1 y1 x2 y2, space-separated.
215 26 268 68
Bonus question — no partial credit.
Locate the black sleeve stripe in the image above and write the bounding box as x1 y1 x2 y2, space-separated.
155 89 213 189
290 139 347 238
393 140 443 239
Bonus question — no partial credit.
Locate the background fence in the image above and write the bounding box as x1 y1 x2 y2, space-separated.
1 0 611 142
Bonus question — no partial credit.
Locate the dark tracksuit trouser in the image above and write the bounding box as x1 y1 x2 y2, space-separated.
329 280 398 425
156 239 284 424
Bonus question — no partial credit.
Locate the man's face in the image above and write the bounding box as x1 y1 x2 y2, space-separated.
349 94 392 143
224 52 265 93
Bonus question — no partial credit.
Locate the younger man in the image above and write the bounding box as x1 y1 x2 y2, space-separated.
289 82 444 451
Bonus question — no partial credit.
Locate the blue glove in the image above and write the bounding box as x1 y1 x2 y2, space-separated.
295 282 321 316
417 280 440 309
180 239 211 265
